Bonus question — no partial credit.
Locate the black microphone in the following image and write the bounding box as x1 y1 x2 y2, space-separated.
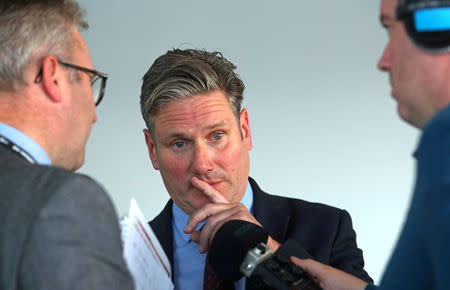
208 220 322 290
208 219 269 281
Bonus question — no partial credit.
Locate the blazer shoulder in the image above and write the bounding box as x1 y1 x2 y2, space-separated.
30 165 107 198
39 168 115 218
2 158 103 190
250 177 344 217
2 162 114 225
283 196 345 216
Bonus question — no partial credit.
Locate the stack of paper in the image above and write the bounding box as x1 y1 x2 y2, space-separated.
121 199 174 290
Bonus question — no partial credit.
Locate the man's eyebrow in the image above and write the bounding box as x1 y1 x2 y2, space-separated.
164 121 230 140
205 120 228 130
165 133 188 140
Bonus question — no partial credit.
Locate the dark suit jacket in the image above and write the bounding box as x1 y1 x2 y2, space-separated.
0 145 134 290
150 177 373 283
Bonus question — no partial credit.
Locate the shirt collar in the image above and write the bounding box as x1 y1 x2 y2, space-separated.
172 180 254 245
0 122 52 165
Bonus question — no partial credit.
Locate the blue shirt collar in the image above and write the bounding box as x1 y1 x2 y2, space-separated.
0 122 52 165
172 180 254 245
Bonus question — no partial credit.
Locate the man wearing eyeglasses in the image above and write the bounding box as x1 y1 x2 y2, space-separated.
0 1 133 289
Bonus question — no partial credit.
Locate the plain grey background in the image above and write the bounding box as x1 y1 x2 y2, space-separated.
78 0 419 283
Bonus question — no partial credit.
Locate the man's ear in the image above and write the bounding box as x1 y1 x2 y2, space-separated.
239 108 252 150
40 55 64 104
144 128 159 170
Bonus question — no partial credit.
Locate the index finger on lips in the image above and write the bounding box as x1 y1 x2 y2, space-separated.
191 176 229 203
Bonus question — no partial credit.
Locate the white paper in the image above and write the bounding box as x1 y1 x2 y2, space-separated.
122 198 174 290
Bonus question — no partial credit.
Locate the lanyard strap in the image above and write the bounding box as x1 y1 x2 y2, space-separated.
0 135 37 164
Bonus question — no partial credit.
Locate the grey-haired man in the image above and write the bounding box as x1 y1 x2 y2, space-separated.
140 49 372 289
0 1 133 289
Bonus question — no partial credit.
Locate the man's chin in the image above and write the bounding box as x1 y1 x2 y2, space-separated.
179 194 211 214
397 105 423 129
397 104 409 122
59 153 83 171
74 157 85 171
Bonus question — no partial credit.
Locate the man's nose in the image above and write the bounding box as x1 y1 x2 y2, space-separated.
93 110 98 123
377 42 392 72
191 143 214 176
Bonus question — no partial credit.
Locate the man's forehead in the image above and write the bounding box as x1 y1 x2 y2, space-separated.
381 0 397 14
71 28 94 67
153 95 236 135
380 0 397 24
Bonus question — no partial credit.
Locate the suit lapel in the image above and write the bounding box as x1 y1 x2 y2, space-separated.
249 177 291 244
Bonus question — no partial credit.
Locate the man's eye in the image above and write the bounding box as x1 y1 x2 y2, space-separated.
212 132 223 140
174 142 185 148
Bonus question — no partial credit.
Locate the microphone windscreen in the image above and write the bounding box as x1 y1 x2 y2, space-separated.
208 219 269 281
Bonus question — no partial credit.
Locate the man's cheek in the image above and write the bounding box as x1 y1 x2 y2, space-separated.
166 161 190 184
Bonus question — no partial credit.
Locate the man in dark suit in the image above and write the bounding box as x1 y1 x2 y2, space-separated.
140 49 372 289
0 1 134 289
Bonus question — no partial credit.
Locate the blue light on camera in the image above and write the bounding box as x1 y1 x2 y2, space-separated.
414 7 450 32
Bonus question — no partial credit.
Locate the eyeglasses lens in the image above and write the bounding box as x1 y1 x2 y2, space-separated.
91 77 102 104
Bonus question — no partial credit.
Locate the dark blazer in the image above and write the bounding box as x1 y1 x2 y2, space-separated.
150 177 373 283
0 145 134 290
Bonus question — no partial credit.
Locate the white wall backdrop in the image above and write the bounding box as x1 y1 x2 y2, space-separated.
78 0 420 283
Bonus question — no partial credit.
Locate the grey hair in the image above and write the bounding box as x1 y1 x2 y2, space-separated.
140 49 245 134
0 0 88 91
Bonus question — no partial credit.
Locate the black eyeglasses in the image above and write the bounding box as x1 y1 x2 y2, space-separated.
34 59 108 106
